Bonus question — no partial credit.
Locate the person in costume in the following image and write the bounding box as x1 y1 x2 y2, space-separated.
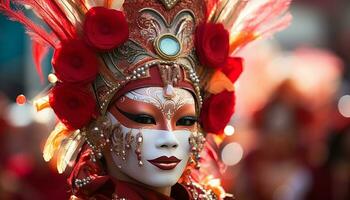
0 0 292 199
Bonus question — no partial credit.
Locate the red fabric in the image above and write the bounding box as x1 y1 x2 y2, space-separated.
68 145 111 198
113 179 189 200
52 39 99 84
195 23 230 69
200 91 236 134
32 40 49 82
84 7 129 51
49 83 97 130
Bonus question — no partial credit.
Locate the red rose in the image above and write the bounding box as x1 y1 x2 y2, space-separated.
84 7 129 51
221 57 243 83
49 83 97 130
200 91 235 134
195 23 230 69
52 39 99 84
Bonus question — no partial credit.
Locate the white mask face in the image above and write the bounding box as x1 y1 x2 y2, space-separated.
107 87 197 187
108 115 191 187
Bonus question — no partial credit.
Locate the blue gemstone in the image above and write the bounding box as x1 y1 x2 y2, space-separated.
159 35 181 56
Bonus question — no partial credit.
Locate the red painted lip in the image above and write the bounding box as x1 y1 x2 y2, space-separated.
148 156 181 170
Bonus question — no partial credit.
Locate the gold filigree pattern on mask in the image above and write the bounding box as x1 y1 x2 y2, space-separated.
109 124 144 168
111 124 127 163
124 87 195 120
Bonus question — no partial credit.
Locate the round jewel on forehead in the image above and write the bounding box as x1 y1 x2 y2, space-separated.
124 87 195 120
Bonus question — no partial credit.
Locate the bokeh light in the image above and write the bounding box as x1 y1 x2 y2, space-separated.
16 94 27 105
7 103 33 127
221 142 244 166
224 125 235 136
338 95 350 118
33 108 55 124
48 73 58 84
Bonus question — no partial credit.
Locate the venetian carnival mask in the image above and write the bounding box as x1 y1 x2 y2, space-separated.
0 0 292 198
107 87 196 187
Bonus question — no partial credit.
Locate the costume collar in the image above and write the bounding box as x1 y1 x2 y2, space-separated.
112 179 191 200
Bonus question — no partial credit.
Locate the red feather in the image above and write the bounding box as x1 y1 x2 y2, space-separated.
32 40 49 83
260 13 292 37
241 0 292 33
74 0 88 11
0 0 57 47
16 0 77 40
205 0 220 19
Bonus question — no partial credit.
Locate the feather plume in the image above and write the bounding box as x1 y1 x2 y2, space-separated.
55 0 85 27
206 0 220 20
211 0 230 22
32 39 49 82
239 0 291 32
53 0 126 27
216 0 248 30
84 0 124 10
0 0 57 47
56 130 85 174
109 0 124 10
16 0 77 40
208 0 292 54
69 0 89 12
85 0 103 9
259 12 292 38
43 122 70 162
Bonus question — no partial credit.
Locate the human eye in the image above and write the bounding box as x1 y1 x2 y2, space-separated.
117 107 156 125
176 116 197 126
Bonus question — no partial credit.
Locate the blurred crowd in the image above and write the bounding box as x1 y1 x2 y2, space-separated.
0 0 350 200
221 0 350 199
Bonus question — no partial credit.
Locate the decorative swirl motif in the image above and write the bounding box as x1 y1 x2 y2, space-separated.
112 40 153 64
137 9 196 55
95 3 205 115
125 87 194 120
175 17 194 54
137 14 161 43
102 9 197 76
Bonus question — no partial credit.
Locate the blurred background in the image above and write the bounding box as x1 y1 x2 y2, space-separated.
0 0 349 200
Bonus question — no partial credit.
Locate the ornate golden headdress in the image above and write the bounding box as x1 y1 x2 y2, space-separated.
0 0 292 176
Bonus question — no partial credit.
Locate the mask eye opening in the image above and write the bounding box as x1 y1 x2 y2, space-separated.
116 107 157 125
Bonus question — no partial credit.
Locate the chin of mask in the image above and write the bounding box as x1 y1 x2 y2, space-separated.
108 113 191 187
